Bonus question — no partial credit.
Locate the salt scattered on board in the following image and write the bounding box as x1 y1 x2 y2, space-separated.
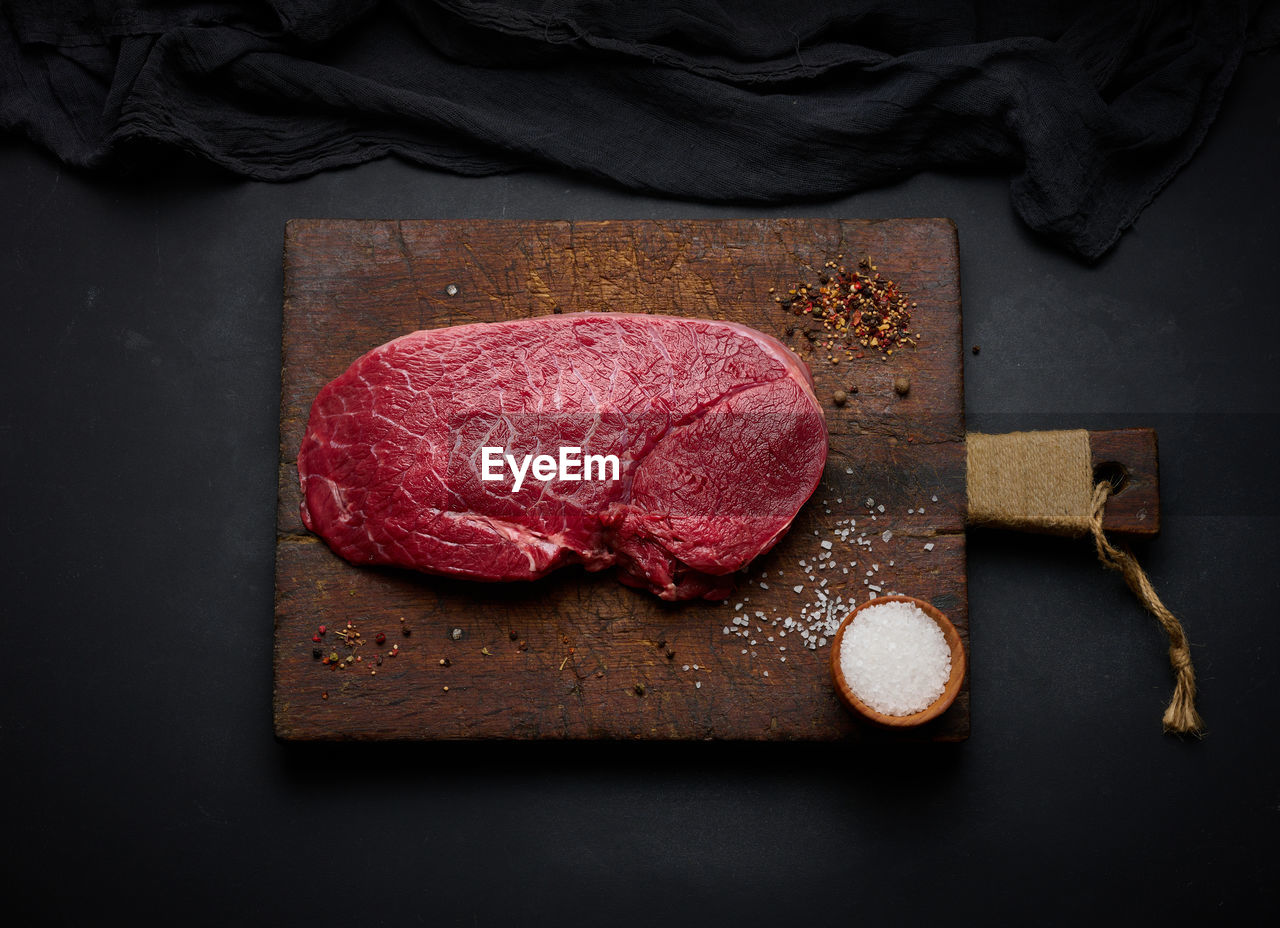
700 489 949 682
837 600 951 716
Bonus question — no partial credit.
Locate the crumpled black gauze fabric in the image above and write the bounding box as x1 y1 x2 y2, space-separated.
2 1 1276 259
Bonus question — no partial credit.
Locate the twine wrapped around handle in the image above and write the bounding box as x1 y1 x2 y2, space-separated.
967 430 1204 736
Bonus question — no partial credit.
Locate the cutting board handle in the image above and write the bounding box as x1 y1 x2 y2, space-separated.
965 428 1159 536
1086 429 1159 535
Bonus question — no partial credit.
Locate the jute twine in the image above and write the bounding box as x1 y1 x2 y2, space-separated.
967 430 1204 736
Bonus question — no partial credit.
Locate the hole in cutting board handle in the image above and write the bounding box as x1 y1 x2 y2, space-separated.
1093 461 1130 495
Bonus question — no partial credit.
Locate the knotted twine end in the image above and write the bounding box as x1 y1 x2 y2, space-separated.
1089 481 1205 737
967 430 1204 736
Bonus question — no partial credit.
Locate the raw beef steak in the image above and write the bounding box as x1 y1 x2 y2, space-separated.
298 313 827 600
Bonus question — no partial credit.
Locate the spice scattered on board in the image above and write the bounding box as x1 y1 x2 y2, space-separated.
711 489 942 683
307 618 406 679
772 256 918 362
305 487 950 700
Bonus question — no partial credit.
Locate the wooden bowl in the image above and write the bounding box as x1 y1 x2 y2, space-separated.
829 594 967 728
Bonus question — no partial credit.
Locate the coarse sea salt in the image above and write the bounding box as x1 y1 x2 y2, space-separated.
837 601 951 717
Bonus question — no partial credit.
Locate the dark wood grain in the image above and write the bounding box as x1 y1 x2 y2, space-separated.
275 219 968 741
1090 428 1160 536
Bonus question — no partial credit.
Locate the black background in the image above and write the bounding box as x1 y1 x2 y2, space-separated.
3 46 1277 928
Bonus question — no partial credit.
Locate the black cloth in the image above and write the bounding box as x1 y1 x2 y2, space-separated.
2 1 1276 259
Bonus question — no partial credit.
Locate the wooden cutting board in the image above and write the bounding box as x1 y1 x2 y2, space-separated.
274 218 969 741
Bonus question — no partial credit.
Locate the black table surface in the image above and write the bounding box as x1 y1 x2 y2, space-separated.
3 49 1277 927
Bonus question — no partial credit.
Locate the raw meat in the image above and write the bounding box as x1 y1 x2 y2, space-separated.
298 313 827 600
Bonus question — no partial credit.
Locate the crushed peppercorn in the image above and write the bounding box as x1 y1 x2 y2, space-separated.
775 255 918 361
